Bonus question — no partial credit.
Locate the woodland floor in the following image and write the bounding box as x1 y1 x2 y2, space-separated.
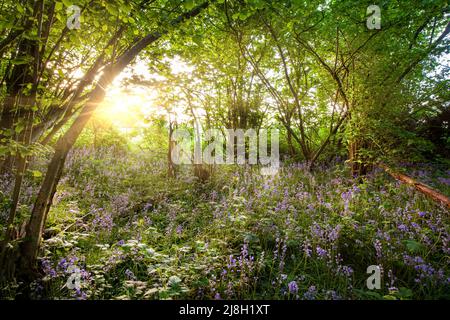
0 146 449 300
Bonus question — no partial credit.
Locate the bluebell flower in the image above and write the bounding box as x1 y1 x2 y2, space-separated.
288 281 298 294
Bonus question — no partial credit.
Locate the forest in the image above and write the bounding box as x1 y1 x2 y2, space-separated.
0 0 449 301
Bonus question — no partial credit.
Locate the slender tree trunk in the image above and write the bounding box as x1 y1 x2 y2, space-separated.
348 139 372 176
168 121 176 178
348 139 359 176
287 129 295 157
308 111 349 170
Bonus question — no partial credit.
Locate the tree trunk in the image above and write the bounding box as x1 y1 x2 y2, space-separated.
348 139 372 176
168 121 176 178
286 126 295 157
380 164 450 209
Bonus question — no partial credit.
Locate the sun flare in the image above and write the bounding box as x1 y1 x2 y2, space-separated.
93 85 157 129
93 58 197 128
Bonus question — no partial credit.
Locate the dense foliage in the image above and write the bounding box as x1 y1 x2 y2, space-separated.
0 0 449 300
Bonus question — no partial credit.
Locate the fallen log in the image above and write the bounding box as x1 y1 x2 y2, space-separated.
379 164 450 209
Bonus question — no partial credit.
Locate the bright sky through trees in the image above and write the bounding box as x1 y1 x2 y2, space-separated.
95 57 197 127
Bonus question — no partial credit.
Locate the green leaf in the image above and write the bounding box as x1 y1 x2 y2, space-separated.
62 0 72 7
105 4 119 16
32 170 43 178
11 58 29 65
397 287 413 299
239 11 251 21
185 0 195 10
55 2 63 11
354 289 383 299
14 122 25 134
168 276 182 287
16 3 24 14
404 239 424 253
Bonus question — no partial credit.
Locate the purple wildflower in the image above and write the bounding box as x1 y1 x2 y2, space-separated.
303 286 317 300
125 269 136 280
288 281 298 294
316 246 327 258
